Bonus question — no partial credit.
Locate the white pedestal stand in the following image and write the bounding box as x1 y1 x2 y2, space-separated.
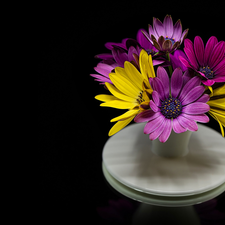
102 123 225 225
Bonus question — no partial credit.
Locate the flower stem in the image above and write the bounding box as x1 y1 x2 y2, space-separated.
166 53 173 76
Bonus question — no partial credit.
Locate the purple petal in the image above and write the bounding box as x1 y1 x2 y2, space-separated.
209 41 225 69
137 29 152 49
195 94 210 103
177 116 198 131
179 56 195 71
212 76 225 82
204 36 218 66
172 20 182 41
182 113 209 123
148 24 155 40
213 58 225 73
150 100 160 112
182 69 194 85
182 102 210 114
112 48 128 67
180 29 189 43
181 86 205 106
105 40 127 50
184 39 199 69
90 74 112 84
134 110 161 123
149 118 166 140
170 50 188 72
179 76 201 101
159 119 172 143
94 63 114 77
201 79 215 86
144 115 164 134
171 68 183 98
95 53 114 60
157 67 170 98
184 47 199 69
194 36 205 66
128 46 138 62
173 118 187 133
153 18 165 38
151 77 166 100
141 29 152 44
152 91 160 106
163 15 173 37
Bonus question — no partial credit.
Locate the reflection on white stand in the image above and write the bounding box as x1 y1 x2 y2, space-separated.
102 123 225 225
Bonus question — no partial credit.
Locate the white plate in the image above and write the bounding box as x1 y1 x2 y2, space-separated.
103 123 225 197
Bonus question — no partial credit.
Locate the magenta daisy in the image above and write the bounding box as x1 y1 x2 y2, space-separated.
179 36 225 86
142 15 188 53
134 67 210 142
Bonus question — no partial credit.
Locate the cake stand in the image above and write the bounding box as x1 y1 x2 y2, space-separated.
102 123 225 224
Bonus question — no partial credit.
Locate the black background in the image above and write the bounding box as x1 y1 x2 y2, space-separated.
38 3 224 223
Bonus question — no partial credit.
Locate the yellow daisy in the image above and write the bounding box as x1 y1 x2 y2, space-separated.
207 84 225 137
95 50 155 136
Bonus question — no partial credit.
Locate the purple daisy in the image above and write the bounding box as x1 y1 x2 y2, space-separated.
134 67 210 143
142 15 188 53
179 36 225 86
91 32 168 84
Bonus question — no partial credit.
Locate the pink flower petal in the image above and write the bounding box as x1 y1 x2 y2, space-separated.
173 118 187 133
150 100 160 112
184 47 199 70
195 94 210 103
159 119 172 143
179 76 201 101
171 68 183 98
182 113 209 123
157 67 170 98
163 15 173 37
144 115 164 134
153 18 165 38
181 86 205 106
179 56 195 71
152 91 160 106
182 102 210 114
209 41 225 69
172 20 182 41
134 110 161 123
204 36 218 65
149 118 167 140
151 77 166 100
201 79 215 86
177 116 198 131
194 36 205 66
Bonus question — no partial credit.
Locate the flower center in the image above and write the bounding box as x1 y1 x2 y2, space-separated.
199 66 214 79
161 97 182 119
146 49 155 55
165 36 175 45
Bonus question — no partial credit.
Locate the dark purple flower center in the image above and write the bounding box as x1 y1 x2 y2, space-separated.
146 49 155 55
161 97 182 119
165 36 175 45
199 66 214 79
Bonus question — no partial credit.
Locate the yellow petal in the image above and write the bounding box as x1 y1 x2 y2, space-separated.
139 50 155 80
109 72 140 99
110 109 139 122
105 82 135 102
208 98 225 110
95 94 118 102
123 61 144 90
148 54 156 78
100 100 137 109
109 116 135 136
209 111 225 137
212 84 225 97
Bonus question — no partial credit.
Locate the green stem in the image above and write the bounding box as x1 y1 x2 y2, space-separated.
166 53 173 76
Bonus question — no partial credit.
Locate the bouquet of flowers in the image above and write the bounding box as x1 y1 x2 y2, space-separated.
91 15 225 143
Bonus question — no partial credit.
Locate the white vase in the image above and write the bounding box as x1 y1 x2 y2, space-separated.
151 130 192 158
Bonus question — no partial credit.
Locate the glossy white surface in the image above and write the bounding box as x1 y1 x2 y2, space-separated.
102 162 225 207
103 123 225 197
